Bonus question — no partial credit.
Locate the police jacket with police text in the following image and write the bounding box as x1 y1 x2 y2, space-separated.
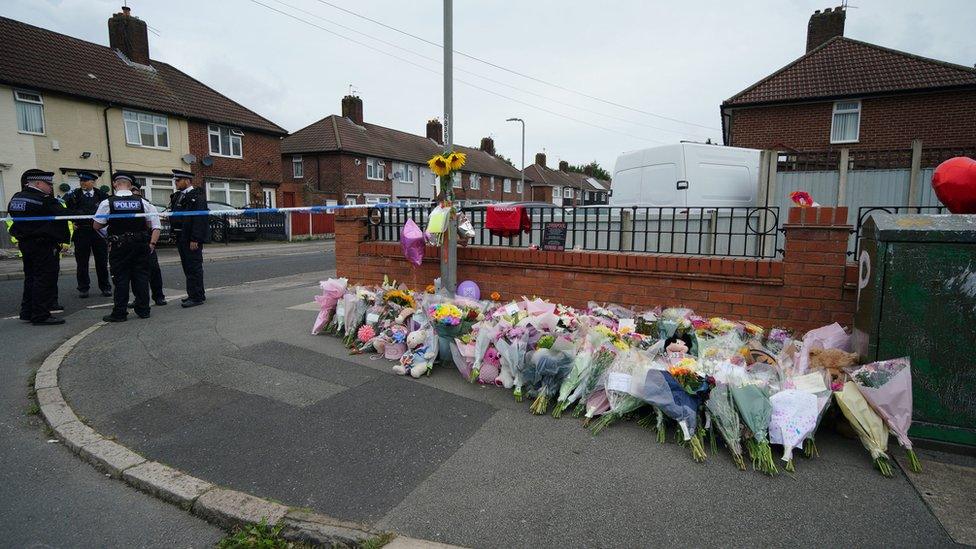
170 187 209 243
6 187 71 243
107 196 147 236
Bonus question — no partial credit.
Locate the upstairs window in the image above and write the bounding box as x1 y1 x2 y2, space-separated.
14 90 44 134
366 157 385 180
292 156 303 178
830 100 860 144
209 124 243 157
564 187 573 198
470 173 480 190
124 109 169 148
393 162 415 182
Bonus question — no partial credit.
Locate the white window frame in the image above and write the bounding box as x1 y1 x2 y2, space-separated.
206 180 249 207
392 162 415 183
345 194 359 205
124 109 170 149
262 188 276 208
292 156 303 178
469 173 480 190
503 178 512 193
564 187 574 198
14 90 45 135
489 176 496 192
366 157 385 181
452 172 462 189
137 177 176 207
830 100 861 144
208 124 243 158
516 179 523 193
364 193 391 205
553 186 560 197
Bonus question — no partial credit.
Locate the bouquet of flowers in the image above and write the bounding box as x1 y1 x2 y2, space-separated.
311 277 348 335
575 344 618 420
847 357 920 473
528 334 577 415
552 329 605 418
782 369 832 459
342 288 373 346
591 348 652 435
768 389 819 472
834 381 893 477
630 356 711 462
706 383 746 470
494 325 529 400
730 370 778 475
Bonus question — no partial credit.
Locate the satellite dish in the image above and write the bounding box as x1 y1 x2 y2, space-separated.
181 153 197 164
201 155 214 167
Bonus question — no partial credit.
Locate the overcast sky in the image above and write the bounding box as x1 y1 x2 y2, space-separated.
4 0 975 171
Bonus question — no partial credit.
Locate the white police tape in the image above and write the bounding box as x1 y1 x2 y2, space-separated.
1 201 436 223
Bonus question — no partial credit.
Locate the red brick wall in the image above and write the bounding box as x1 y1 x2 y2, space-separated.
334 206 858 333
188 121 283 204
728 89 976 151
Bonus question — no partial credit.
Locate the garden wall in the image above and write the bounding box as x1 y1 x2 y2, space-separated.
334 207 858 333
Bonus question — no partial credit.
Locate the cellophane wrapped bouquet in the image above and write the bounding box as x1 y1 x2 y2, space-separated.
311 277 348 335
846 357 920 473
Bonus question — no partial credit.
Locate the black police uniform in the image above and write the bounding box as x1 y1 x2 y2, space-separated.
170 185 208 304
65 184 110 296
105 196 152 319
7 186 70 323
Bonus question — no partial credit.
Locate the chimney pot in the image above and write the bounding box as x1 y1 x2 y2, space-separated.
426 119 444 145
108 7 150 65
479 137 495 155
558 160 569 171
535 152 546 168
806 6 846 52
341 95 364 125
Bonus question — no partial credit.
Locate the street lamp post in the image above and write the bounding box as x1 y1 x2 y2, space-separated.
440 0 457 294
506 117 524 200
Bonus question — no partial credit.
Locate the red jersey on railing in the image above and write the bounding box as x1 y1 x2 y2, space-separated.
485 205 531 237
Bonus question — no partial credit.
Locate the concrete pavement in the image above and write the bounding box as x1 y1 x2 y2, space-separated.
50 270 974 548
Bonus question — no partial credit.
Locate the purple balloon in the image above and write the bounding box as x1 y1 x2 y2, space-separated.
457 280 480 300
400 219 425 267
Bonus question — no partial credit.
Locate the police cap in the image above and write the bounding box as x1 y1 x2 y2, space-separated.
112 172 134 184
172 169 194 181
22 169 55 187
78 171 99 182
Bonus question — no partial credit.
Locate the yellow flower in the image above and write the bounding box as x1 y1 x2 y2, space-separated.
425 285 435 294
448 151 466 170
490 291 501 301
428 155 451 177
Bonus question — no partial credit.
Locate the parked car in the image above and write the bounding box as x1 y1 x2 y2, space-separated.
158 201 258 244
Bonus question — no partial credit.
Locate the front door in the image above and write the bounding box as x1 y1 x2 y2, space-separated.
282 192 296 208
263 189 276 208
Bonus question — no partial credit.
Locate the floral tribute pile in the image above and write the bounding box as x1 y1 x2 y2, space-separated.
311 278 921 477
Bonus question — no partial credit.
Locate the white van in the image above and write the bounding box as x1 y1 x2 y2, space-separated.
610 143 760 207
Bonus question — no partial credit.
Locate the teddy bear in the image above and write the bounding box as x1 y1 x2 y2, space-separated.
478 345 501 384
393 329 433 378
808 347 859 389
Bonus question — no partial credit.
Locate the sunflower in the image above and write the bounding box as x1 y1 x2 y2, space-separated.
447 151 466 170
428 154 451 177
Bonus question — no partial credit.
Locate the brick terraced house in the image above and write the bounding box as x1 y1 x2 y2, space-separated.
280 95 526 207
0 8 286 209
721 6 976 154
524 153 611 206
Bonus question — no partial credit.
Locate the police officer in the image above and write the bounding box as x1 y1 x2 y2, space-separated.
6 169 71 325
92 173 161 322
129 181 166 306
65 171 111 298
170 169 208 308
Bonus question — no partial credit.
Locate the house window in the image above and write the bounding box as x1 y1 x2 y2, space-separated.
503 178 511 193
206 180 249 207
564 187 573 198
393 162 415 182
366 157 385 181
470 173 480 190
263 189 276 208
292 156 303 178
345 194 359 205
489 177 495 192
124 110 169 148
830 100 860 144
516 179 523 193
208 124 243 157
452 172 461 188
137 177 176 207
553 186 560 197
364 194 391 205
14 90 44 134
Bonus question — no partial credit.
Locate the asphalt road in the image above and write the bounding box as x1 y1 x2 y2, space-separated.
0 248 336 318
0 248 333 547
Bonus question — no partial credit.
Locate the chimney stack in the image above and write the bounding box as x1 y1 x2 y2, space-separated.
341 95 364 125
558 160 569 172
426 119 443 145
479 137 495 155
806 6 846 52
108 6 150 65
535 152 546 168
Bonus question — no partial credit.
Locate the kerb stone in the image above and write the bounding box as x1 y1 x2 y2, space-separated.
279 510 373 547
79 438 146 477
191 488 288 530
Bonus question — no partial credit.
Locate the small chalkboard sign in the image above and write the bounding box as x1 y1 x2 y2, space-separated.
542 221 568 251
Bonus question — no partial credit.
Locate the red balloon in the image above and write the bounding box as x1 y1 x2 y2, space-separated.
932 156 976 214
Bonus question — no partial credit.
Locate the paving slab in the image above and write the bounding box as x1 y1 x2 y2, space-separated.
226 340 381 387
898 449 976 546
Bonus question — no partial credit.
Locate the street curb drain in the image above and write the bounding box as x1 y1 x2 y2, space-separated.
36 321 461 548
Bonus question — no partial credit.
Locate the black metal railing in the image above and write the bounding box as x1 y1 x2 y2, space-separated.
369 205 781 258
850 205 947 256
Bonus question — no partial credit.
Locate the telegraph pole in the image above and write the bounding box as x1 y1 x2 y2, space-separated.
440 0 457 294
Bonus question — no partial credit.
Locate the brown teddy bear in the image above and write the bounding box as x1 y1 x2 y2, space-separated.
808 347 859 389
